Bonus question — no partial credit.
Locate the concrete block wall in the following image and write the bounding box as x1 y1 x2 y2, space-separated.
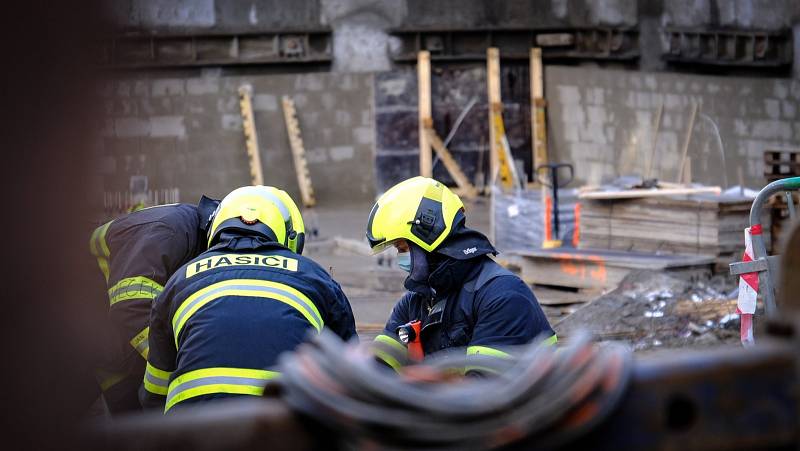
97 72 376 206
546 66 800 187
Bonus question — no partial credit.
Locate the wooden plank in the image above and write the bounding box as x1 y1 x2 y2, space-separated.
417 51 432 178
425 128 478 198
487 47 501 185
579 186 721 200
645 101 663 179
281 96 316 208
237 85 264 185
530 48 547 175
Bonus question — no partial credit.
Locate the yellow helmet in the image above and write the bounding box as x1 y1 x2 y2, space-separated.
366 177 464 254
208 186 306 254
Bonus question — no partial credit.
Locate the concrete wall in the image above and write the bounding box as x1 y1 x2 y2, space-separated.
546 66 800 187
107 0 800 76
97 72 376 205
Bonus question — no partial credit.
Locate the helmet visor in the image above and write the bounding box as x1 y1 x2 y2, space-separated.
369 237 404 255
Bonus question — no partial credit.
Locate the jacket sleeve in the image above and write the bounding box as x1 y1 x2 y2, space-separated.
466 277 556 375
139 287 177 411
323 278 359 342
106 222 190 364
371 293 414 371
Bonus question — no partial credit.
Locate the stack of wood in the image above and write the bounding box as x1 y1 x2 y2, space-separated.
578 193 761 272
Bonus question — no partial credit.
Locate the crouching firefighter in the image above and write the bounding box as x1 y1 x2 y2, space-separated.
89 196 219 415
141 186 357 412
366 177 556 375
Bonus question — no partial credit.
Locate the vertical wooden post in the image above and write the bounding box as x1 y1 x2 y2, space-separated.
418 51 432 177
530 48 548 180
487 48 501 184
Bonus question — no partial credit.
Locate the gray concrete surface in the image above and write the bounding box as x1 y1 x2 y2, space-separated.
545 66 800 187
98 72 376 205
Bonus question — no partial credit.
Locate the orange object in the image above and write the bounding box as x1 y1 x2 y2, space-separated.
407 320 424 362
572 203 581 247
397 320 424 362
544 196 552 242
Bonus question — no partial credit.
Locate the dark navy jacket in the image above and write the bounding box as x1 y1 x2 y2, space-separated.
90 203 205 376
378 256 554 365
141 234 357 412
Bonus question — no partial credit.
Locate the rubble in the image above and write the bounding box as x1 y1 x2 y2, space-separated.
554 270 742 351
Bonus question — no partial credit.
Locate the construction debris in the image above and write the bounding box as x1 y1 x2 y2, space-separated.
555 270 741 351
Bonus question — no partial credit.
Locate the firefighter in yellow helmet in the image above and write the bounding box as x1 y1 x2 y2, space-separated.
142 186 357 412
367 177 555 374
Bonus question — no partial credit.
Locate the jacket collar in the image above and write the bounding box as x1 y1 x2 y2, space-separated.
209 232 289 253
426 255 484 295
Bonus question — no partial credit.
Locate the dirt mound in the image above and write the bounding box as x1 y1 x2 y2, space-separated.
555 270 741 351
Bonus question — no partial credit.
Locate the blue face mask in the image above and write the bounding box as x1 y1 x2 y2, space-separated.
397 252 411 273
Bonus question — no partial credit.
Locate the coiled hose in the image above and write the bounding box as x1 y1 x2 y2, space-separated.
267 331 632 450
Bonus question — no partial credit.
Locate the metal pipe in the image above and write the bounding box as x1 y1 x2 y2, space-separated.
750 177 800 227
749 177 800 315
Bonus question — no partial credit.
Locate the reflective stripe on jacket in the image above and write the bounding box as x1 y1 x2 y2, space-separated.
143 237 357 412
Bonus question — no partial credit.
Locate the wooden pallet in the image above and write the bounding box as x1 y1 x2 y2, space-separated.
578 196 764 272
505 248 714 290
281 96 316 208
764 149 800 183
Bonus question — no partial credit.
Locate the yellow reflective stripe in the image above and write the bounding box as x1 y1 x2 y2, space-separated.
130 327 150 359
108 276 164 306
89 224 102 256
165 367 279 412
90 221 112 257
97 257 110 282
374 349 403 372
466 345 512 359
144 363 171 396
98 221 111 256
543 334 558 346
375 334 407 354
96 370 127 391
172 279 323 345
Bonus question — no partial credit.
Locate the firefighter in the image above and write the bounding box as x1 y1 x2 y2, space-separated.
141 186 357 412
89 196 220 415
366 177 555 374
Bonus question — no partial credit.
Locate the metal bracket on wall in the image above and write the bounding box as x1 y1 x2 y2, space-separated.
662 28 792 68
390 27 639 62
100 30 332 69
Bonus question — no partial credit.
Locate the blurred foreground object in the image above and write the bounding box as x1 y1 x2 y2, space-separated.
89 315 800 450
